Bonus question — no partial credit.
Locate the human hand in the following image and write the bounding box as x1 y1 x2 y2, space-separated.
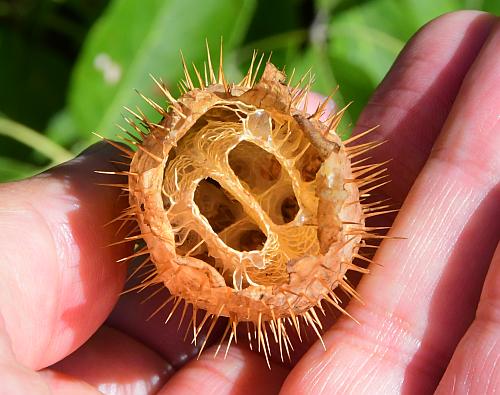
0 10 498 395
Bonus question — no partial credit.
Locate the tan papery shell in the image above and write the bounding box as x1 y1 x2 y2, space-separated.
107 48 389 363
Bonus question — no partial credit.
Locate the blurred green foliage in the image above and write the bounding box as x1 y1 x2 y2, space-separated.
0 0 497 181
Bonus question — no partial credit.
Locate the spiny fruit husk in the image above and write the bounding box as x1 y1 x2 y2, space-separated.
103 44 392 366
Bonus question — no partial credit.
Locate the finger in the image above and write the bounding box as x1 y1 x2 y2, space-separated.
353 10 496 203
40 371 101 395
436 242 500 394
107 277 227 369
283 12 500 395
0 314 52 394
47 326 173 395
157 345 288 395
0 142 131 369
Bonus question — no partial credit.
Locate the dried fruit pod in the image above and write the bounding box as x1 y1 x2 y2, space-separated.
108 46 390 363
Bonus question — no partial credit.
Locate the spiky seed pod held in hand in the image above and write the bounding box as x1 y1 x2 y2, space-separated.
104 44 392 366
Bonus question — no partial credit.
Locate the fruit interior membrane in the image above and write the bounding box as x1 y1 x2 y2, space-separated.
163 105 322 290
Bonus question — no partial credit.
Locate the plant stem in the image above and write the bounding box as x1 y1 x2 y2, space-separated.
0 118 73 164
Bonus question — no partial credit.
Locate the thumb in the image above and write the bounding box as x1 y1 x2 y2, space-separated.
0 141 131 370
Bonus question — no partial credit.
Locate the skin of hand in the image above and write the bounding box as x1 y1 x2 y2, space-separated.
0 10 498 395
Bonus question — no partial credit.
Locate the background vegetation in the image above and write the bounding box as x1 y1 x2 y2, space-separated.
0 0 497 181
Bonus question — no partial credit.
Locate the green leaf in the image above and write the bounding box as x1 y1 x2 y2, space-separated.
329 55 375 123
327 0 465 122
0 156 40 182
45 109 83 154
0 26 71 131
481 0 500 13
69 0 256 143
0 117 72 164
